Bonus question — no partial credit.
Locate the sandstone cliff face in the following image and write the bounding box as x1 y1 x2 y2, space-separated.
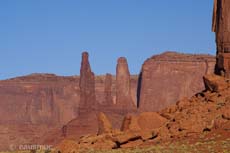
212 0 230 54
0 74 80 125
138 52 216 112
212 0 230 75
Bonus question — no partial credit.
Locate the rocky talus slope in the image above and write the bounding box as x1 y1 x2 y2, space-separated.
54 74 230 152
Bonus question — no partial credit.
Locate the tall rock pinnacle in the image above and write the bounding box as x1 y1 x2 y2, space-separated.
79 52 96 114
116 57 135 113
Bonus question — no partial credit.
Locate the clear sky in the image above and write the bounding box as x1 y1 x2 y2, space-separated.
0 0 215 80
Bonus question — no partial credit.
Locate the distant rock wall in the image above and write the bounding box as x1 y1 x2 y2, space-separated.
0 51 216 150
0 75 80 125
0 52 215 125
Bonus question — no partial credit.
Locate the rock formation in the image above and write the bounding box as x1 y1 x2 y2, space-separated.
97 112 113 135
103 73 113 105
0 73 80 125
116 57 136 113
121 112 167 132
79 52 97 114
55 74 230 152
0 52 217 150
138 52 216 112
212 0 230 75
121 115 141 132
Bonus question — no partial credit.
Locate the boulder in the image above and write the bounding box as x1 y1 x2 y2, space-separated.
222 106 230 120
120 115 141 132
121 112 167 132
137 112 167 131
203 74 229 92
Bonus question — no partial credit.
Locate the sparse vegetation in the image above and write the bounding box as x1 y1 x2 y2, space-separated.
1 139 229 153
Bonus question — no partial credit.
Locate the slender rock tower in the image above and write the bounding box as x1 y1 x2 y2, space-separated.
116 57 135 114
212 0 230 76
79 52 97 114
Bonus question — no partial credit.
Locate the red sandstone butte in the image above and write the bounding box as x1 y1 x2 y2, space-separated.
138 52 216 112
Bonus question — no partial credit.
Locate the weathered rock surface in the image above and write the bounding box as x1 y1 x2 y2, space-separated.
116 57 136 113
55 74 230 152
58 112 167 150
79 52 97 113
0 51 218 150
159 75 230 139
0 73 80 125
138 52 216 112
97 112 113 135
0 59 138 150
103 73 113 105
121 112 167 132
203 74 229 92
212 0 230 75
121 115 141 132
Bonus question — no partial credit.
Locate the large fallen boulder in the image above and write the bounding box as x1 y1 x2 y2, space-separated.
121 112 167 132
120 115 141 132
203 74 229 92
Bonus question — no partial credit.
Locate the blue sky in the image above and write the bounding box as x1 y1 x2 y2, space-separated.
0 0 215 79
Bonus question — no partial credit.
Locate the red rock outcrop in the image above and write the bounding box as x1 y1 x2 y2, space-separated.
212 0 230 75
97 112 113 135
0 51 218 150
0 59 138 151
103 73 113 105
0 73 80 125
121 115 141 132
116 57 136 113
203 74 229 92
79 52 97 114
121 112 167 132
138 52 216 112
55 74 230 152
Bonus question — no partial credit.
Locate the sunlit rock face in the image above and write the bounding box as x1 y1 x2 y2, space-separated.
138 52 216 112
116 57 136 114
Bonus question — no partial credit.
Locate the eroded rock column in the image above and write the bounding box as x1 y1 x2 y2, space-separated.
116 57 135 113
79 52 97 114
